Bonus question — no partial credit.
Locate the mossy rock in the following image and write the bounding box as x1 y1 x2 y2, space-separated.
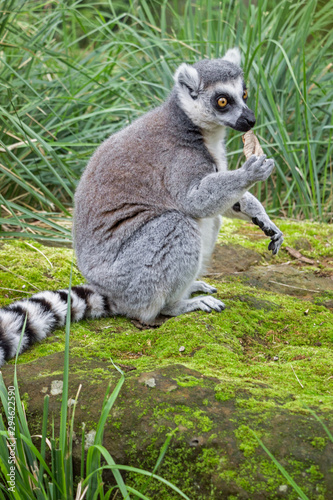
1 218 333 499
2 356 333 499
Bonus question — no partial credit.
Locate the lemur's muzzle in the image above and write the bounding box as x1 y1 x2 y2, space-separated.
234 108 256 132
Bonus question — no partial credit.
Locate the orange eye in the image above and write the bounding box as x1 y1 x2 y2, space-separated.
217 97 228 108
243 89 248 100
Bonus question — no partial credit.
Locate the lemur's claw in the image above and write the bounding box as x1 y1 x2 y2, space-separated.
268 234 283 255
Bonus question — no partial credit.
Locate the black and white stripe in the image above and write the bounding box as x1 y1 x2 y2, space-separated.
0 285 110 367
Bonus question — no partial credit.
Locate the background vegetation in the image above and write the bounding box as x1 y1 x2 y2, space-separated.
0 0 332 246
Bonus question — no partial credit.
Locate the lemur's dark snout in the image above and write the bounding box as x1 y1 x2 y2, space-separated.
234 108 256 132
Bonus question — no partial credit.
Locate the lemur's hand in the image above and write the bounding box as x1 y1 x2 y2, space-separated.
243 154 275 183
252 216 284 255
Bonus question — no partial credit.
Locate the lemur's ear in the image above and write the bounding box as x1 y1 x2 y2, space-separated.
174 63 202 99
222 47 241 67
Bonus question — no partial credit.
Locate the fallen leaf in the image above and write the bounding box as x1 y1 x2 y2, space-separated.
116 364 137 372
285 246 315 265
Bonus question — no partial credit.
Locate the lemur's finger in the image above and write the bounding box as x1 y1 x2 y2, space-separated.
268 235 283 254
245 154 259 166
254 155 267 167
265 159 275 174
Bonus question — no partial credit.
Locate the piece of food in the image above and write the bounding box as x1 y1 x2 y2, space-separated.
242 130 264 159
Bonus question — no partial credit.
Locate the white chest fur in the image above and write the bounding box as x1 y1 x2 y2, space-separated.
196 215 222 275
203 126 227 172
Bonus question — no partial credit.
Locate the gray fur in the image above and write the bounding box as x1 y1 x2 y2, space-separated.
193 59 242 87
74 49 283 324
0 50 283 366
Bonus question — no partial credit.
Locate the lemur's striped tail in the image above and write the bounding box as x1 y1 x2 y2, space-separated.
0 286 110 367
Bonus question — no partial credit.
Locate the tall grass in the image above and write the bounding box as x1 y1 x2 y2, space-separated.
0 0 332 245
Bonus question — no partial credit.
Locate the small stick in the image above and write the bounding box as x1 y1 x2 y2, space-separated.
0 286 34 294
23 241 53 268
269 280 321 293
0 138 38 152
0 263 41 290
291 364 304 389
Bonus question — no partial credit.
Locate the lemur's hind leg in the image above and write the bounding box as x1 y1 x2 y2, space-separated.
186 281 217 297
196 215 222 275
162 214 224 315
180 214 221 299
161 294 225 317
88 211 224 324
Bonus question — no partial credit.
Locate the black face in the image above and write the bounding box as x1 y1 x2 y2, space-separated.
232 107 256 132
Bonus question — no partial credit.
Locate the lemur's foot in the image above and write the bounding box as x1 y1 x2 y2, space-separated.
194 296 225 313
187 281 217 295
162 296 225 316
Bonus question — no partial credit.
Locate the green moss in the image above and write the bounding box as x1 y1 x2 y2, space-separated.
234 425 261 457
214 383 235 402
84 420 98 431
173 414 195 430
196 448 225 473
310 437 327 450
192 411 213 432
306 464 324 482
126 439 227 500
235 397 277 412
175 375 202 387
152 403 213 433
21 392 30 410
88 367 112 380
218 453 327 499
111 420 122 430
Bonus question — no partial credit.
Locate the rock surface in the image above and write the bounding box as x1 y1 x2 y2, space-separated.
1 218 333 499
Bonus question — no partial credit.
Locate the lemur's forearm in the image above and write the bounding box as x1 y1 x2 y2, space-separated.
182 155 274 219
185 169 249 218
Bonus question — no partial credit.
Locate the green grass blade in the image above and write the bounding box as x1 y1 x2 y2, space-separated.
302 405 333 443
83 462 192 500
250 430 309 500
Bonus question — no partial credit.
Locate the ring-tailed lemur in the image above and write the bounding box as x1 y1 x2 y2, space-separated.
0 48 283 366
